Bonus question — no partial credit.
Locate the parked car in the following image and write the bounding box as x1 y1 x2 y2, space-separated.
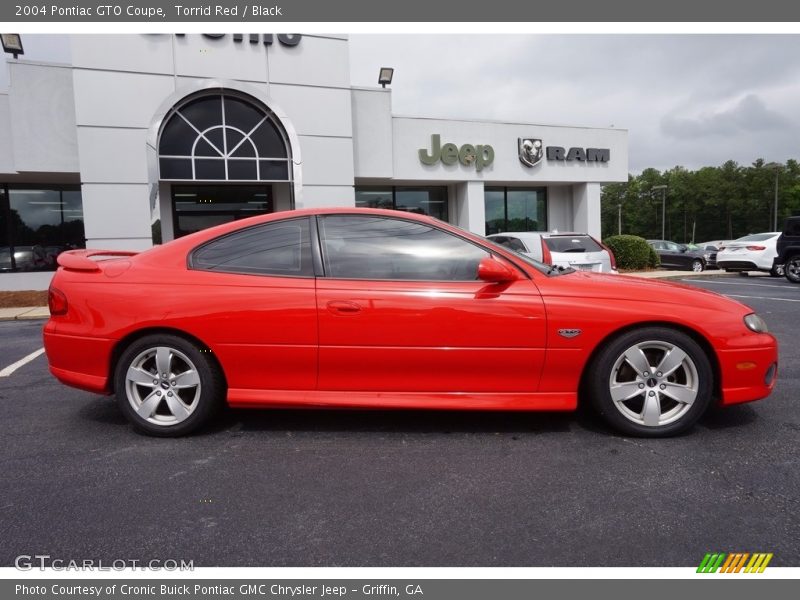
487 231 617 273
646 240 708 272
716 232 783 277
693 241 732 270
773 216 800 284
44 208 777 439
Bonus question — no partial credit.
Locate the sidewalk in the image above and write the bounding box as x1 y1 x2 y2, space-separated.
0 269 763 322
0 306 51 321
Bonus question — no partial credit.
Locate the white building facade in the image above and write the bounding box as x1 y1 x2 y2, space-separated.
0 34 628 290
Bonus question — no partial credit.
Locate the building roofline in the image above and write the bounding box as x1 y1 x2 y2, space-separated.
391 113 627 132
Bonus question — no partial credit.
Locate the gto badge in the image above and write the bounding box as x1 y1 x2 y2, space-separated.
519 138 544 167
558 328 582 338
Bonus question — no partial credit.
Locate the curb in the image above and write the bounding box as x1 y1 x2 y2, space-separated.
0 307 50 322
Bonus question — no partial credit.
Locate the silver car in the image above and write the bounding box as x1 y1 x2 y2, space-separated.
487 232 617 273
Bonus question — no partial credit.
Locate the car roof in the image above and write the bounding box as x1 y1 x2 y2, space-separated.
490 231 588 239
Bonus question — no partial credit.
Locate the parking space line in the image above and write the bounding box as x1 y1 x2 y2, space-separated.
680 279 794 290
0 348 45 378
725 294 800 303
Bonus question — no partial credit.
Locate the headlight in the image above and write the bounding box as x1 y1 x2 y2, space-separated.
744 313 769 333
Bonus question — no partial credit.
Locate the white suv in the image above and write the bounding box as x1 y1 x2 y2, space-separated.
488 232 618 273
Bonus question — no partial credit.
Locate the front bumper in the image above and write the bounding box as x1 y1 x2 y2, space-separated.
717 344 778 405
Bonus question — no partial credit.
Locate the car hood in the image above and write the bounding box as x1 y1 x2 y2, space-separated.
539 271 753 314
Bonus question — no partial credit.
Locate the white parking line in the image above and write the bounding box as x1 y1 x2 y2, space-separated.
0 348 45 378
725 294 800 303
680 279 794 290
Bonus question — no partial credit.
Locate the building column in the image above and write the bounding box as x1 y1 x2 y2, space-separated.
454 181 486 236
572 182 601 238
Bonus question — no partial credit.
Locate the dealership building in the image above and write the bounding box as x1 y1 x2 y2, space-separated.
0 34 628 290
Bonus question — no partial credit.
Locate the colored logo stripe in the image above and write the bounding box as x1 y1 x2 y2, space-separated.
697 552 772 573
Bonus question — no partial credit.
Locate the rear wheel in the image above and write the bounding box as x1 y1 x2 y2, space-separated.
770 263 785 277
588 327 713 437
691 259 704 273
786 255 800 284
115 334 224 437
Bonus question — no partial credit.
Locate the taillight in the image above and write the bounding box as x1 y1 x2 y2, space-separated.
48 286 68 316
541 239 552 264
746 245 766 251
597 238 617 270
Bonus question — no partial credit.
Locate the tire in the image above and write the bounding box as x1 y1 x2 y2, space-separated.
770 263 785 278
786 254 800 284
114 334 224 437
587 327 713 437
691 259 704 273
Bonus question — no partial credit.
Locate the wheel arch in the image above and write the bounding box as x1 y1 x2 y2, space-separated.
578 320 722 405
108 327 227 393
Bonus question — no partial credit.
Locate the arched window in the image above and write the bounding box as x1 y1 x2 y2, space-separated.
158 92 292 182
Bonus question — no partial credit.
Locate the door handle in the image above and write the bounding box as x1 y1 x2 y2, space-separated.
326 300 362 314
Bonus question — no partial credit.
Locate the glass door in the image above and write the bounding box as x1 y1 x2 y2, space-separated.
171 184 272 238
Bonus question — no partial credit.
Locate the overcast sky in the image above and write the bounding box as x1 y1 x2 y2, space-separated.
2 34 798 173
349 34 800 173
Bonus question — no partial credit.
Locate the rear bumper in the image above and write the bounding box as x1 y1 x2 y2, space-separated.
718 344 778 406
717 257 772 271
43 325 114 394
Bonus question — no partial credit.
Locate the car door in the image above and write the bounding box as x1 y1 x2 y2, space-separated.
187 217 318 392
315 214 547 396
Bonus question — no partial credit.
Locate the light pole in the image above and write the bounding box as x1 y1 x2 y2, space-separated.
652 185 668 240
763 162 782 231
617 203 622 235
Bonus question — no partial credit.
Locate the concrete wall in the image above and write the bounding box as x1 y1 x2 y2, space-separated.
7 63 78 175
68 33 356 249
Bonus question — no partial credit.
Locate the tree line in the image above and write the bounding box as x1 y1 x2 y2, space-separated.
600 159 800 243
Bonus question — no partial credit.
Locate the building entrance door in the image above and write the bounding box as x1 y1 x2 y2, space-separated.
171 184 273 239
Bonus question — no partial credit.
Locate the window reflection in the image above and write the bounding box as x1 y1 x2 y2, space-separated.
484 187 547 234
0 185 85 273
355 186 448 221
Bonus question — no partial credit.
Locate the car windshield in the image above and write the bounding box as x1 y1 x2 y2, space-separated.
483 237 574 276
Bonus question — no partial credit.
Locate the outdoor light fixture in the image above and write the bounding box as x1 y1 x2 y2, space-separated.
763 162 782 231
1 34 24 59
378 67 394 88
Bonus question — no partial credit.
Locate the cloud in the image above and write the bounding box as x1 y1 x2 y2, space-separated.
661 94 792 139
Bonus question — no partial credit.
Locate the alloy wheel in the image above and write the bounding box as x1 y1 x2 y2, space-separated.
608 341 699 427
124 346 202 426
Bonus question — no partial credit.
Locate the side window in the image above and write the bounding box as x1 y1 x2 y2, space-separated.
320 215 490 281
191 218 313 277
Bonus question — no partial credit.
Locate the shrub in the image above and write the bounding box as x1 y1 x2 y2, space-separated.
603 235 660 270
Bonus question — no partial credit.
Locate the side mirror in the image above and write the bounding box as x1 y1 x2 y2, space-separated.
477 257 518 283
679 245 687 252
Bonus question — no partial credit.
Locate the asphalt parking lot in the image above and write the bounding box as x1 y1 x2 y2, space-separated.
0 275 798 568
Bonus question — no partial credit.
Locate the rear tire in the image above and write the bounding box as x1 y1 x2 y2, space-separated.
588 327 713 437
691 259 704 273
786 255 800 284
770 263 784 277
114 334 224 437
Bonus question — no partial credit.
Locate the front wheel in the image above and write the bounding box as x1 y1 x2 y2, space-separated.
588 327 713 437
114 334 224 437
691 259 704 273
786 255 800 284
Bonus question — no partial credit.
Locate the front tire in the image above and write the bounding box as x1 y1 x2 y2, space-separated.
691 259 704 273
114 334 224 437
588 327 713 437
785 255 800 284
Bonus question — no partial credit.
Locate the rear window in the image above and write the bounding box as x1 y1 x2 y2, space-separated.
784 219 800 236
544 236 602 253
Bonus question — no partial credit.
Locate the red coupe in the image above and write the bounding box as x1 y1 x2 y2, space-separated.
43 208 778 437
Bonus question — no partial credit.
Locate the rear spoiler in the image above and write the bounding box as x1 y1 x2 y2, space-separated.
57 249 139 272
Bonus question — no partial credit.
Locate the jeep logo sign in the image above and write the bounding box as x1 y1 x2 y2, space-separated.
419 134 495 172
